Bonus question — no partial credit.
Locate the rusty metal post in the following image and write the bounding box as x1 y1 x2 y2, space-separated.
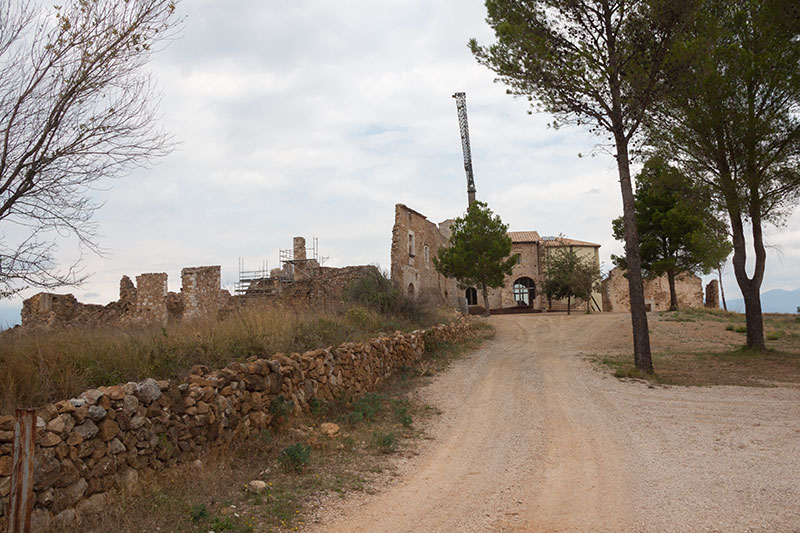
8 408 36 533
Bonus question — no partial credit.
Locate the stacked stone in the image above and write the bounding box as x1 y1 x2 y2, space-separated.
134 273 168 325
181 266 222 320
0 320 472 530
705 279 720 308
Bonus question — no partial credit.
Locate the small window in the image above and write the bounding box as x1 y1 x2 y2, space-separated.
516 254 521 265
408 231 415 257
424 245 430 265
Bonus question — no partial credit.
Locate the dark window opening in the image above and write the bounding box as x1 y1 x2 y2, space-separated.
513 277 535 306
465 287 478 306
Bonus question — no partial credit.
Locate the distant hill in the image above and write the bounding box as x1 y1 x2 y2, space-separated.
727 288 800 314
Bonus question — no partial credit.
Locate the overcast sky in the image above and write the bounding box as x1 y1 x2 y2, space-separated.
1 0 798 327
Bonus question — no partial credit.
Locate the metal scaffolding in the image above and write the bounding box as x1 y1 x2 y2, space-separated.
236 237 326 296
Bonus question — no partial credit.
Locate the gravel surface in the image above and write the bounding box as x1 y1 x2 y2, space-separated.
306 313 800 532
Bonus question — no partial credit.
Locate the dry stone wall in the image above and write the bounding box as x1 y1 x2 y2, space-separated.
0 319 473 531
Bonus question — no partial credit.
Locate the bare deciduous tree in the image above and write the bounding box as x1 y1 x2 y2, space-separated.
0 0 181 297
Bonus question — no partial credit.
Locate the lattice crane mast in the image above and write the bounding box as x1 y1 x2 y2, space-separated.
452 92 477 206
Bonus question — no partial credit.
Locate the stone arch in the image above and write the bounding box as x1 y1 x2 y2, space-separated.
465 287 478 306
513 277 535 306
407 283 415 298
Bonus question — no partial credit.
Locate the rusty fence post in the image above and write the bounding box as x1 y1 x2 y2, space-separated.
8 408 36 533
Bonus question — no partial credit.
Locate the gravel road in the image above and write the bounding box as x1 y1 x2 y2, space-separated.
308 314 800 532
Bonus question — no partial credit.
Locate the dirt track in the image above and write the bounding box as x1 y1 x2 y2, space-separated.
309 314 800 532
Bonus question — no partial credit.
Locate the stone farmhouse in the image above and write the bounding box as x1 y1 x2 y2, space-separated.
391 204 603 313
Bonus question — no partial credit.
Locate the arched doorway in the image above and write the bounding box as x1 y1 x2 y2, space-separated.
407 283 415 297
513 277 535 306
465 287 478 306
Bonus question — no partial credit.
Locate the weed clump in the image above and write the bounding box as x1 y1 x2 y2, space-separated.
372 431 397 453
278 443 311 472
269 395 294 427
343 393 385 425
189 503 208 522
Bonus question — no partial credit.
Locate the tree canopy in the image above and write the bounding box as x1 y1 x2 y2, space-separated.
542 246 602 315
646 0 800 349
0 0 181 298
612 157 731 310
470 0 695 372
433 201 516 316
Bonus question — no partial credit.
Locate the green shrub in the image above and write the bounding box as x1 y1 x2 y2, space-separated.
734 325 747 333
392 401 413 427
269 395 294 426
373 431 397 453
278 443 311 472
345 269 428 320
189 503 208 522
309 397 328 416
725 324 735 331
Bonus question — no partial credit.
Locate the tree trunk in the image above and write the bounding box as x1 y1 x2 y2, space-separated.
481 284 491 317
567 294 571 315
614 136 654 373
718 266 727 312
728 211 766 350
667 269 678 311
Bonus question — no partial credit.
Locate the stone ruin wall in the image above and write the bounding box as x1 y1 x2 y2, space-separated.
602 267 704 312
0 320 474 531
19 266 233 330
181 266 228 320
134 273 168 325
20 257 389 331
705 279 720 308
390 204 460 309
259 265 381 309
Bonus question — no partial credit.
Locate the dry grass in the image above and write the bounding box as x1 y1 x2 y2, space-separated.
0 302 450 413
600 309 800 387
73 323 493 533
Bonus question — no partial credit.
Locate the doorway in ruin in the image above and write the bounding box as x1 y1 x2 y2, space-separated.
407 283 415 298
513 277 535 307
465 287 478 306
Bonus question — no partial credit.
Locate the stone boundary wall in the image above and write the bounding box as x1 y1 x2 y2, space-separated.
0 319 473 531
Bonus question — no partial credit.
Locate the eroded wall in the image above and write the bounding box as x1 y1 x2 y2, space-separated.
391 204 460 308
21 266 231 330
602 267 704 312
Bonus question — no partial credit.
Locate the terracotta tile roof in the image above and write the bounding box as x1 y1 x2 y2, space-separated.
541 236 601 248
508 231 541 243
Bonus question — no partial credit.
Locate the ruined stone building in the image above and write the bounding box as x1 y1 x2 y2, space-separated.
21 266 231 329
18 237 378 330
391 204 603 313
601 267 709 312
